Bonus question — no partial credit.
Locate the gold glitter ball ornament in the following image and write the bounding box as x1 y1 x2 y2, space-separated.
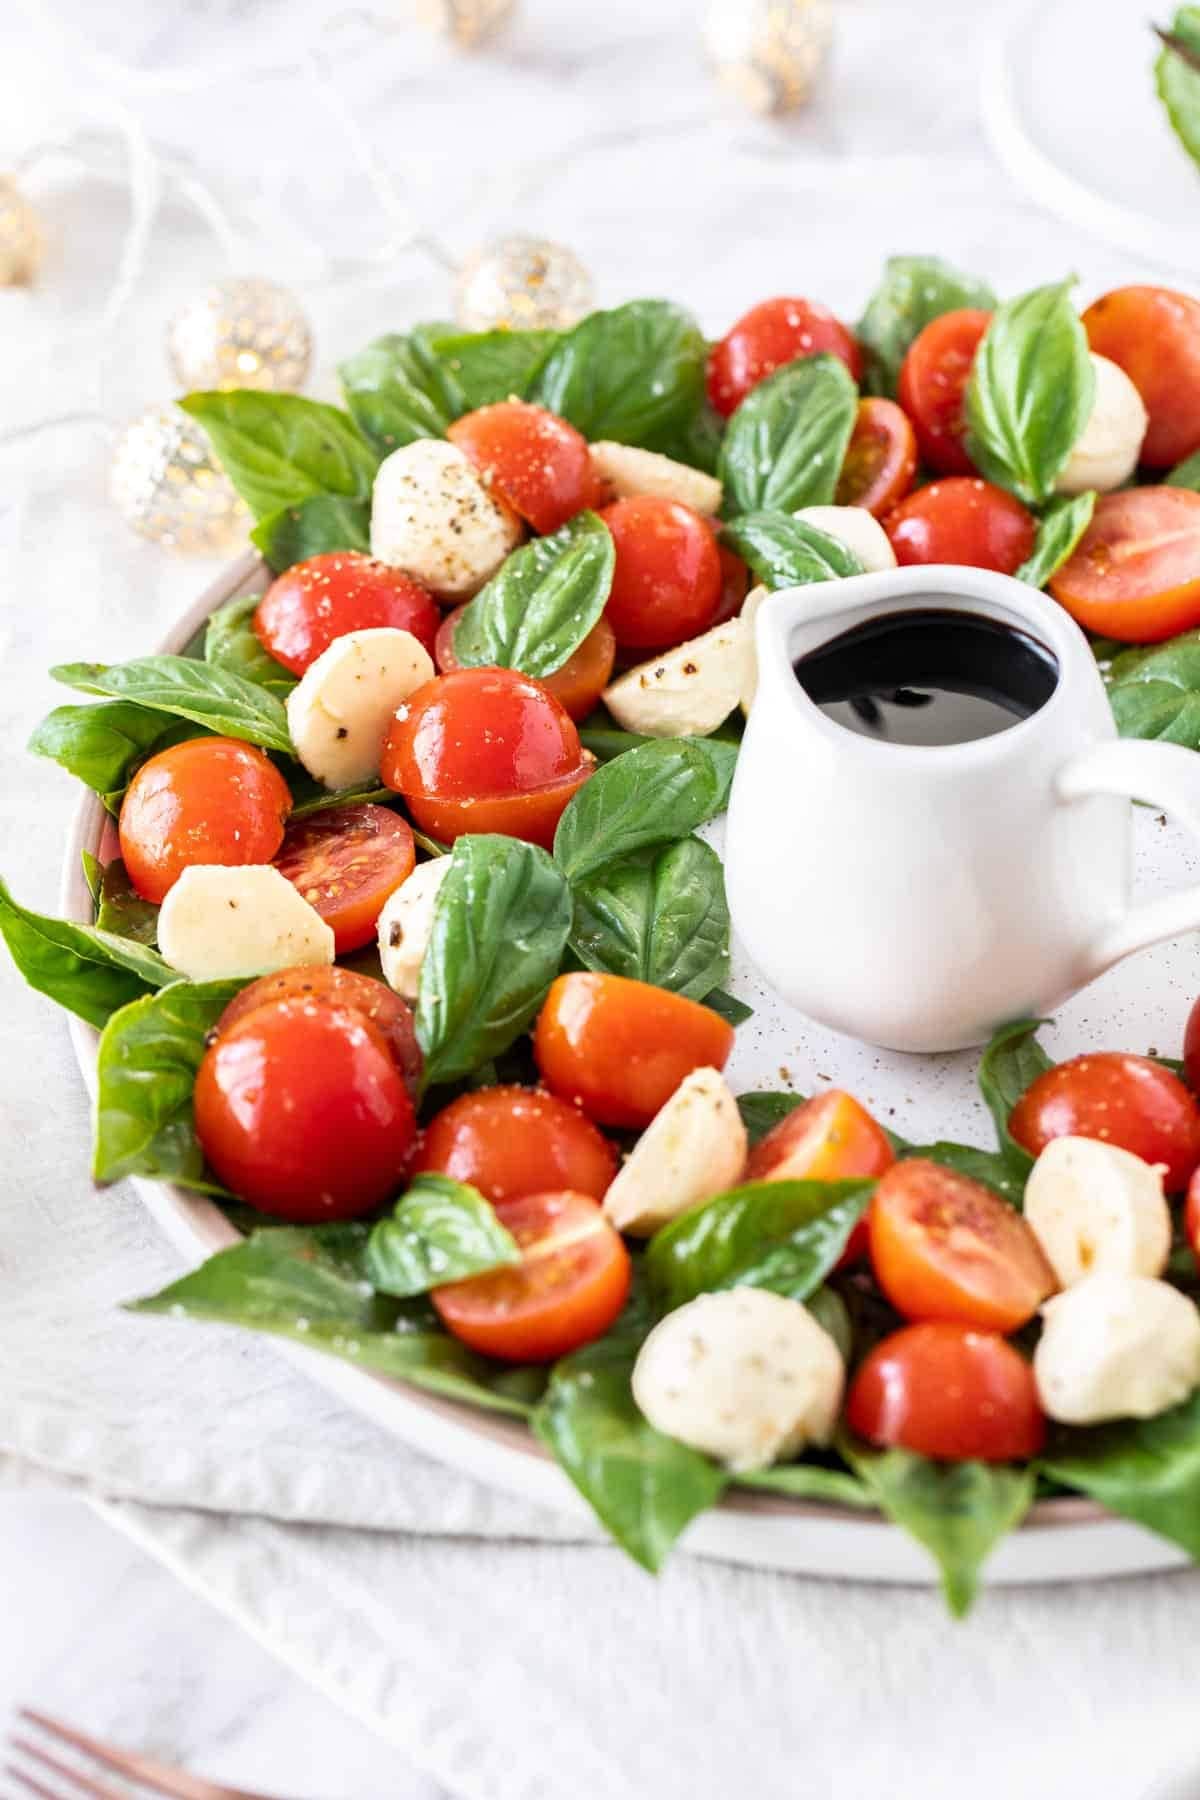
411 0 517 47
109 405 249 552
0 176 44 286
456 236 594 333
702 0 833 115
166 276 313 393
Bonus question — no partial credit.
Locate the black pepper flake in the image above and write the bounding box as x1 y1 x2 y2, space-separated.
388 923 403 947
336 727 349 739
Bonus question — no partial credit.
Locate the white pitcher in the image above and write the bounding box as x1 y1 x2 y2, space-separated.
725 565 1200 1053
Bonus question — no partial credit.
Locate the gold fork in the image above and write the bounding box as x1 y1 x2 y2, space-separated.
6 1709 288 1800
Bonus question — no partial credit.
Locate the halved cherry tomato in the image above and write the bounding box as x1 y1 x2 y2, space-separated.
868 1159 1055 1332
897 308 991 475
1048 488 1200 642
273 804 415 955
706 297 863 418
885 477 1036 574
415 1086 616 1204
1184 993 1200 1093
600 496 722 650
745 1089 895 1264
119 736 293 904
254 551 439 675
846 1322 1046 1461
447 401 597 535
431 1189 631 1362
534 972 735 1129
714 543 751 625
194 999 416 1221
1009 1052 1200 1192
216 965 421 1098
1083 285 1200 468
434 606 616 722
835 398 919 516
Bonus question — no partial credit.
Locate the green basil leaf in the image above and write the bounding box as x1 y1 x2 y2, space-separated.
719 354 858 517
452 512 615 678
965 281 1095 505
0 877 175 1030
416 834 573 1090
701 986 753 1027
738 1459 872 1507
569 836 730 999
51 655 292 754
179 391 379 520
909 1139 1026 1206
204 594 296 697
429 327 559 409
365 1172 519 1297
95 860 159 947
1167 446 1200 490
81 849 102 906
805 1284 854 1361
1039 1386 1200 1560
250 494 371 574
553 738 736 884
722 511 864 590
287 775 392 817
28 700 199 805
338 323 465 454
736 1091 806 1146
1016 491 1096 590
857 254 998 397
1108 630 1200 748
1156 8 1200 171
978 1018 1054 1182
650 401 726 475
529 299 707 448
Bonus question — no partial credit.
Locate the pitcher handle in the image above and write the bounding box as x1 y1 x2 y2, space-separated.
1057 738 1200 979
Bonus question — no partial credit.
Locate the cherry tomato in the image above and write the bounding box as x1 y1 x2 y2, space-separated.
714 543 751 625
194 999 416 1221
1186 1167 1200 1273
885 477 1036 575
1082 285 1200 469
1184 993 1200 1093
415 1086 616 1205
119 736 293 904
216 965 421 1099
431 1189 631 1362
868 1159 1055 1332
380 668 594 850
897 308 991 476
447 401 597 535
272 804 414 955
745 1089 895 1265
534 973 735 1129
600 496 722 650
1048 488 1200 643
846 1322 1046 1462
835 397 919 516
434 606 616 723
254 551 439 676
1009 1052 1200 1192
706 297 863 418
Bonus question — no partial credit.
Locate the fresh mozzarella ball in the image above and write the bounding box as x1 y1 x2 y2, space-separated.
1055 354 1148 496
793 505 897 573
376 857 451 999
632 1288 845 1472
1024 1136 1171 1287
1034 1273 1200 1425
603 619 752 738
739 583 771 717
158 865 334 981
589 441 723 517
370 439 522 598
286 627 435 790
603 1067 747 1237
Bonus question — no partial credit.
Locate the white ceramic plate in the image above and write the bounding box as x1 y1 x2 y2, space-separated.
62 550 1198 1585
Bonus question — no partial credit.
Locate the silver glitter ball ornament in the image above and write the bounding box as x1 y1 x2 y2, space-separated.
411 0 517 48
166 276 313 393
456 235 594 333
702 0 833 115
0 176 44 286
109 404 249 552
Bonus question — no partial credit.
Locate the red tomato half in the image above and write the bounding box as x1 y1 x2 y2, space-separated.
1048 488 1200 643
706 297 863 418
254 552 440 675
273 804 415 954
745 1089 895 1265
434 606 616 723
447 401 597 534
600 495 722 650
216 965 421 1099
885 477 1036 575
1083 285 1200 469
415 1086 616 1205
846 1322 1046 1462
897 308 991 476
1009 1052 1200 1192
119 736 293 904
835 398 919 517
432 1189 631 1362
714 543 751 625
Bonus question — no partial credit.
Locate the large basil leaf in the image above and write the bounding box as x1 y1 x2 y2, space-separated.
51 655 292 755
553 738 737 884
1156 8 1200 172
204 594 296 697
429 327 559 410
1167 447 1200 490
736 1091 806 1146
978 1019 1053 1183
250 495 371 574
1108 631 1200 748
95 860 159 947
739 1459 872 1507
28 700 197 806
722 511 863 590
964 281 1095 505
1039 1387 1200 1560
529 299 706 448
0 878 174 1030
416 834 573 1090
179 391 379 520
338 323 465 454
856 254 997 397
719 354 858 517
569 836 729 999
1016 491 1095 590
652 401 725 476
365 1173 519 1297
452 512 615 678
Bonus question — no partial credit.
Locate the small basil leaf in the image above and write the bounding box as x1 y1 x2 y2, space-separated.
287 776 392 817
204 593 296 696
804 1284 854 1361
978 1018 1054 1182
251 494 371 574
569 836 730 999
702 986 753 1027
529 299 707 448
1039 1386 1200 1560
180 391 379 521
0 877 174 1030
28 701 201 806
965 281 1095 505
736 1091 807 1146
1156 7 1200 171
51 655 292 755
1108 630 1200 748
452 512 615 678
338 323 466 454
1167 447 1200 490
429 327 559 409
722 511 864 590
95 860 159 947
81 849 103 906
856 254 997 397
1016 491 1096 590
719 354 858 517
365 1172 520 1297
738 1459 872 1507
553 738 735 884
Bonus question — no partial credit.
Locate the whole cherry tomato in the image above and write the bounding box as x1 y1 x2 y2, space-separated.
897 308 991 475
415 1086 616 1205
706 297 863 418
1082 285 1200 468
254 551 439 675
216 966 421 1097
119 736 293 904
835 398 919 516
885 477 1036 575
846 1321 1046 1461
434 606 616 723
745 1089 895 1265
714 543 751 625
273 804 415 954
1184 993 1200 1093
447 401 597 535
1048 488 1200 642
600 496 722 650
1009 1052 1200 1192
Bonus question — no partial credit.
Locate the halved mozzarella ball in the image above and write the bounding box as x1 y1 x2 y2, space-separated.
370 439 522 598
632 1287 844 1472
589 441 723 517
793 505 897 573
376 857 451 999
603 618 751 738
603 1067 746 1237
1024 1136 1171 1287
1054 354 1148 497
286 627 435 791
158 864 334 981
1034 1273 1200 1424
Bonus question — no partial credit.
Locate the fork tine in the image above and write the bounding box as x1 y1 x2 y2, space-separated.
6 1763 74 1800
8 1735 130 1800
15 1712 283 1800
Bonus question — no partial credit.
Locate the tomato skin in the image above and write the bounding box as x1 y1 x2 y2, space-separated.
714 543 751 625
600 496 723 651
216 966 421 1097
706 297 863 417
835 398 919 517
273 804 415 954
431 1189 631 1362
254 552 439 675
897 308 991 475
534 973 735 1129
415 1086 616 1205
1185 993 1200 1094
1082 286 1200 468
434 606 616 723
745 1089 895 1266
194 999 417 1221
447 401 597 534
885 477 1036 575
119 736 293 904
1048 488 1200 643
846 1322 1046 1462
1009 1052 1200 1193
402 771 592 851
